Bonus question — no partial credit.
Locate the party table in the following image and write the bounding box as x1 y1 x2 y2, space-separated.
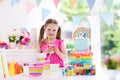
7 67 95 80
7 73 95 80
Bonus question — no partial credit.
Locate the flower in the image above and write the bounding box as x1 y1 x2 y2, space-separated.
0 42 8 49
8 28 30 45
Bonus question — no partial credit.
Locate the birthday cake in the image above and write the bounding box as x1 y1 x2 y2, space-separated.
62 27 95 76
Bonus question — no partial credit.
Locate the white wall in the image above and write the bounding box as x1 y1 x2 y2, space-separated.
0 0 61 42
0 0 41 42
0 0 26 42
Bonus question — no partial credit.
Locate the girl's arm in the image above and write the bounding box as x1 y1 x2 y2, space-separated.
54 42 67 60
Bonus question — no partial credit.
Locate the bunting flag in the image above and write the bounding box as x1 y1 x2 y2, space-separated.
10 0 20 7
116 10 120 17
35 0 41 6
104 0 113 10
53 0 59 8
102 12 114 27
87 0 95 11
72 15 81 28
69 0 77 8
78 0 86 3
87 16 97 27
80 20 90 29
41 8 51 22
78 0 82 2
26 1 35 14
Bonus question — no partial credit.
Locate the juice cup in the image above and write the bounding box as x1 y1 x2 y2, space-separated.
48 43 55 54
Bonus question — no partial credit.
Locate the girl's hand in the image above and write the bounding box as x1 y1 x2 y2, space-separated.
53 45 60 54
44 45 52 53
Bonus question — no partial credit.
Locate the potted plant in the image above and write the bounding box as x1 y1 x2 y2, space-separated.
104 56 120 80
8 28 30 49
106 58 117 69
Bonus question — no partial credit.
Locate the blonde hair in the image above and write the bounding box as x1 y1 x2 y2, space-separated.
38 19 61 46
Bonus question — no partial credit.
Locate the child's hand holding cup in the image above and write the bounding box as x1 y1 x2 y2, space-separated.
48 43 55 54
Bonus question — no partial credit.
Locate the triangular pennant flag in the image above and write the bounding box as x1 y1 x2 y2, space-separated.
80 20 90 29
72 15 81 28
87 0 95 11
53 0 59 8
35 0 41 6
78 0 86 3
87 16 97 27
104 0 113 10
116 10 120 17
26 1 35 14
41 8 51 22
69 0 77 8
102 12 114 27
10 0 20 7
78 0 82 2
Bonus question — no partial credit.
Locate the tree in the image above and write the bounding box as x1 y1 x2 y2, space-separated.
101 2 120 56
59 0 89 21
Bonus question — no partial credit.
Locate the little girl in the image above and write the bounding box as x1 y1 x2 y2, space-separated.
37 19 67 68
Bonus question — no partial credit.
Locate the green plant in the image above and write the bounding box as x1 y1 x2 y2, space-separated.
106 58 117 69
8 35 16 43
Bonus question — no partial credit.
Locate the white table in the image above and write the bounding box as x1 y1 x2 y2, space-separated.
7 73 95 80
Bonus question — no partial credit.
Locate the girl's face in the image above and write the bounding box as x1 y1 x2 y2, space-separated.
45 23 59 39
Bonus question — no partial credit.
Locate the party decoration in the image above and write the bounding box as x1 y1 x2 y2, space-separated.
72 27 90 39
29 66 43 76
8 61 23 76
72 27 90 51
35 0 41 6
36 53 46 63
1 55 5 78
87 0 95 11
29 63 44 76
0 53 9 78
80 20 90 29
69 0 77 8
53 0 59 8
72 15 82 28
41 8 51 22
8 61 15 76
74 39 90 51
62 51 95 76
9 28 35 49
104 0 113 10
10 0 20 7
78 0 87 2
26 0 35 14
63 25 95 76
102 12 114 27
0 42 8 49
8 28 30 49
0 55 4 79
